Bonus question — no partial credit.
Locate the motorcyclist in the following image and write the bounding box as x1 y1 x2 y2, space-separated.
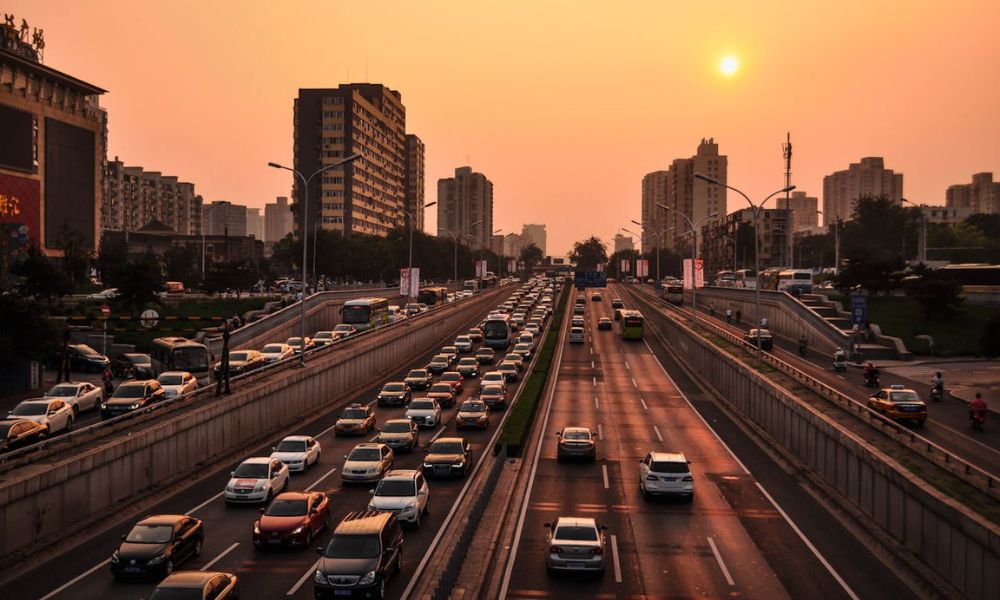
864 362 879 385
931 372 944 394
970 393 987 426
833 348 846 362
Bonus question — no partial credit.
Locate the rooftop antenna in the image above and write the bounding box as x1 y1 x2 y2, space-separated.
782 131 793 267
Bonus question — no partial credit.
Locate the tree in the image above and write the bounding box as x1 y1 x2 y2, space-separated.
163 244 199 286
97 236 129 288
115 251 164 311
570 236 608 271
519 243 544 274
834 256 904 294
55 224 91 288
903 264 963 320
9 246 71 302
607 248 639 278
0 293 60 365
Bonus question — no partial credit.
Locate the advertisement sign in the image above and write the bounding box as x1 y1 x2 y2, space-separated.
637 259 649 278
399 268 409 297
682 259 705 289
620 258 629 273
400 268 420 297
475 260 488 278
507 259 517 273
0 172 41 253
409 268 420 297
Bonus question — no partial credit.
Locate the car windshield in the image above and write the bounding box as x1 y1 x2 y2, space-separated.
431 356 448 363
382 422 411 433
504 355 520 362
348 448 381 461
383 383 405 392
440 373 460 381
410 400 435 410
462 402 485 412
342 409 367 419
76 345 99 356
264 499 308 516
430 441 464 454
482 386 503 395
555 526 598 541
287 338 304 346
11 403 47 416
375 479 416 497
275 440 307 452
112 384 146 398
563 430 591 440
484 373 502 380
500 364 515 371
323 534 380 559
233 463 269 478
456 337 470 343
158 374 185 385
46 385 78 397
889 391 920 402
230 351 252 361
127 355 151 365
515 344 530 351
314 333 333 340
459 359 477 366
125 524 174 544
650 461 689 474
477 349 493 355
172 347 207 369
430 384 452 393
407 370 427 378
262 344 284 353
334 325 353 332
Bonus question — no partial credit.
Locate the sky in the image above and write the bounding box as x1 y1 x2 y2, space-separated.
9 0 1000 256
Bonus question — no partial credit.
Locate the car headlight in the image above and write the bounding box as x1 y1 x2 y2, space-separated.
452 461 465 468
129 403 140 409
291 526 304 535
401 502 418 513
314 570 326 584
148 555 165 565
422 463 434 469
100 403 107 410
253 523 260 534
254 482 266 491
359 570 376 585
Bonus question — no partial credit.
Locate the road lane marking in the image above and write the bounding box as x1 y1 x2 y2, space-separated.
706 536 735 585
653 425 663 442
597 424 603 440
288 558 321 596
38 560 109 600
201 542 239 571
631 377 638 388
592 376 597 386
602 464 610 489
591 360 595 369
594 395 600 409
429 425 447 443
625 361 630 371
590 346 594 354
187 491 224 515
305 466 339 492
610 534 623 583
639 397 648 411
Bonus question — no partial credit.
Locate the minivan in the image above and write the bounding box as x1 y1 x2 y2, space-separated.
569 327 585 344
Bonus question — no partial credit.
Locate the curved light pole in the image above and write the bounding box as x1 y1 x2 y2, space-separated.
630 219 667 287
400 201 436 298
268 153 361 367
656 204 717 324
695 173 793 363
442 220 482 293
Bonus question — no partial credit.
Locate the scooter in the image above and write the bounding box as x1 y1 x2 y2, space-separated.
833 356 847 372
864 372 880 388
930 386 943 402
971 410 986 431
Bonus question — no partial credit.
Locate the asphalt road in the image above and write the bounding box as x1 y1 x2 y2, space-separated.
499 286 915 600
1 291 535 600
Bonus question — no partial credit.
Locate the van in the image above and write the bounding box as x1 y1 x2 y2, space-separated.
314 511 403 598
569 327 585 344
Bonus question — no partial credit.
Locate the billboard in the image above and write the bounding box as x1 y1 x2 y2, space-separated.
574 271 607 289
400 267 420 297
45 117 96 249
637 259 649 278
620 258 629 273
0 172 41 253
682 259 705 289
475 260 488 278
0 105 35 173
507 259 517 273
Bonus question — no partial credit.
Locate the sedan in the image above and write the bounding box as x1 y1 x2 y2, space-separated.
148 572 238 600
100 380 166 419
224 457 290 504
481 371 507 392
87 287 119 300
743 329 774 351
111 353 154 379
422 437 473 478
0 418 49 451
270 435 322 472
467 328 484 343
405 398 441 428
556 427 597 461
597 317 613 331
334 403 376 436
440 346 460 362
214 349 265 377
453 335 474 353
378 418 420 452
427 383 458 408
480 384 507 409
157 371 198 399
571 316 585 328
456 357 480 378
111 514 204 579
867 385 927 426
438 371 465 394
513 343 534 361
285 336 315 354
7 398 73 434
497 361 519 382
404 368 433 390
333 324 357 339
377 382 412 407
427 354 453 374
475 347 496 365
260 343 294 364
455 400 489 430
253 491 329 548
545 517 607 574
66 344 109 372
502 353 525 371
312 331 336 345
342 443 394 484
43 381 103 415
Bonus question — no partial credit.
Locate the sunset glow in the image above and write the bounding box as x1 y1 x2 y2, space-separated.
720 56 739 76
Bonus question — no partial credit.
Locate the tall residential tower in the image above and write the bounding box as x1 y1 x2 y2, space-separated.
437 166 493 249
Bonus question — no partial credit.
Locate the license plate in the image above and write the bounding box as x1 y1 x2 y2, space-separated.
566 561 585 568
333 591 352 597
268 539 282 544
123 567 142 573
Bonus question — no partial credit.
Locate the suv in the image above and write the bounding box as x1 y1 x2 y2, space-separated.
638 451 694 500
314 511 403 599
368 469 430 527
101 380 165 419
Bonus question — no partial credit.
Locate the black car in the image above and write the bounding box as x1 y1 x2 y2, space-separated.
111 514 204 579
0 418 49 452
101 380 166 419
422 437 473 478
149 572 238 600
111 353 155 379
314 511 403 600
744 329 774 351
67 344 110 372
377 382 412 407
214 349 265 378
597 317 613 330
611 299 624 309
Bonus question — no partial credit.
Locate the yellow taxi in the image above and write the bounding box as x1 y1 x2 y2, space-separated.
867 385 927 427
333 403 376 436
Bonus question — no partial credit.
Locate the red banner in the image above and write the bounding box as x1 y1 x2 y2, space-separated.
0 172 41 252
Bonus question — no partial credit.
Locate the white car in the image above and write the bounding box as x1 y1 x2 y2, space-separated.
569 327 585 344
524 323 541 336
312 331 336 345
342 443 394 483
157 371 198 398
405 398 442 428
453 335 474 353
43 381 103 415
260 343 294 364
87 288 118 300
639 451 694 500
224 457 290 504
8 398 75 434
481 371 507 391
368 469 430 527
270 435 322 472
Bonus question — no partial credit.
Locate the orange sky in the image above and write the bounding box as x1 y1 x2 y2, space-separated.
9 0 1000 256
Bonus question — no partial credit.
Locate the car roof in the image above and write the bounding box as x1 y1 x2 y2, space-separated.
118 380 150 387
240 456 272 464
137 514 188 526
383 381 406 386
882 387 917 394
649 451 688 462
157 571 220 587
334 510 392 535
554 516 598 527
279 435 311 442
433 437 465 444
384 418 414 425
382 469 420 481
563 426 592 434
352 442 385 450
272 491 315 501
159 371 190 377
18 398 55 405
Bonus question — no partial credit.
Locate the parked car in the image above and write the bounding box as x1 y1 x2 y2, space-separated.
0 418 49 452
422 437 473 478
66 344 109 372
224 457 290 504
544 517 608 574
405 398 441 428
43 381 103 415
270 435 322 472
110 514 204 579
253 491 329 548
342 443 394 484
313 511 403 600
378 418 420 452
334 403 376 436
148 572 238 599
377 382 412 407
100 380 165 419
157 371 198 398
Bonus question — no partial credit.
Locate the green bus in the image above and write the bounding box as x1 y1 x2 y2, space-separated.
618 310 645 340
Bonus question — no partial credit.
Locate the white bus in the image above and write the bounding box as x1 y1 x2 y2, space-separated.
483 314 512 350
150 337 212 385
777 269 813 296
734 269 757 289
715 270 736 287
342 297 391 331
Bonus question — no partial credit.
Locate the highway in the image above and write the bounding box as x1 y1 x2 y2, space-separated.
0 292 533 600
498 286 915 599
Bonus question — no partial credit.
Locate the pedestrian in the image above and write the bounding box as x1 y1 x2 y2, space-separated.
725 308 732 324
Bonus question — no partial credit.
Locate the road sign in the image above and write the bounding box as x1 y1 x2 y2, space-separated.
100 304 110 316
850 293 867 326
574 271 607 289
140 308 160 328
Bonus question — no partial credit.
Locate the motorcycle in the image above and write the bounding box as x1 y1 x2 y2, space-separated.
970 410 986 431
833 356 847 372
864 371 880 387
930 386 943 402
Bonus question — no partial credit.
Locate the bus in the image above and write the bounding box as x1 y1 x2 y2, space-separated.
342 297 391 331
463 279 478 293
418 286 448 306
758 268 784 291
150 337 212 385
734 269 757 289
664 283 684 305
715 270 736 287
482 314 512 350
618 310 645 340
777 269 813 296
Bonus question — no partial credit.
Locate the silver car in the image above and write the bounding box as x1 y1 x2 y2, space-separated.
545 517 607 573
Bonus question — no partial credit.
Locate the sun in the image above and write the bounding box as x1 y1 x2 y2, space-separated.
720 56 739 76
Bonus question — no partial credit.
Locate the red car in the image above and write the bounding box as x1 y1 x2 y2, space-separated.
480 384 507 409
253 491 329 549
438 371 464 394
427 383 457 408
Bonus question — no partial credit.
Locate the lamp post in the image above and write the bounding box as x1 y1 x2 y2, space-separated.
695 173 794 363
900 198 926 264
630 219 667 288
622 227 646 280
267 153 362 367
443 220 482 294
656 205 717 324
400 201 436 298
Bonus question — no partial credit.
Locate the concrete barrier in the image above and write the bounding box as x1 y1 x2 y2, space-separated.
0 288 508 565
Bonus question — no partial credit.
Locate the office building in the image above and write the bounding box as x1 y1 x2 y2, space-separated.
701 208 790 275
822 157 903 224
0 16 106 256
246 208 263 239
102 158 203 235
491 234 506 256
265 196 294 242
614 233 634 254
641 170 668 254
437 166 494 249
294 83 407 237
203 201 247 237
520 224 547 255
946 173 999 215
404 134 426 232
503 233 524 257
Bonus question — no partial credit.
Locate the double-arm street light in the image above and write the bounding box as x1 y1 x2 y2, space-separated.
656 205 718 324
694 173 794 363
629 219 667 286
442 220 482 292
400 201 437 298
267 153 362 367
621 227 648 279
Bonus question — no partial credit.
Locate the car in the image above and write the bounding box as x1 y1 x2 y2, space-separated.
867 385 928 426
214 349 265 377
427 382 458 408
100 379 165 419
156 371 198 399
342 443 394 484
110 514 204 579
333 324 357 339
438 371 465 393
440 345 459 362
422 437 473 478
225 457 290 504
544 517 608 574
743 329 774 351
43 381 103 415
313 511 403 600
481 371 507 391
456 399 489 430
517 332 536 350
87 288 119 300
467 328 484 343
611 298 624 309
453 335 474 353
524 323 541 336
591 292 602 301
312 331 337 345
510 314 526 330
334 403 376 436
285 336 315 354
417 302 429 312
456 357 480 378
66 344 110 372
406 398 442 428
638 451 694 500
378 418 420 452
480 384 507 409
368 469 430 527
502 353 524 371
260 343 294 364
597 317 613 331
6 398 74 434
110 353 154 379
513 343 534 361
254 491 329 548
148 572 238 600
404 302 421 316
573 304 585 315
571 316 585 328
557 427 597 461
614 308 623 321
404 368 433 390
0 418 49 451
475 347 496 365
427 353 452 374
271 435 322 472
377 381 412 407
497 361 519 382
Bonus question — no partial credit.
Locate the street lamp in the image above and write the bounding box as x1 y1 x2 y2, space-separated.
695 173 793 363
815 210 841 274
400 201 436 298
900 198 926 264
630 219 668 287
442 220 482 292
267 153 362 367
656 204 717 324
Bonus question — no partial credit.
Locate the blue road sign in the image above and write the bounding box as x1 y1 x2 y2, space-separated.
851 293 867 326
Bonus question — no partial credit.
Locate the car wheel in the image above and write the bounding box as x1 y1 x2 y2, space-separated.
72 405 79 418
64 417 73 432
376 577 387 600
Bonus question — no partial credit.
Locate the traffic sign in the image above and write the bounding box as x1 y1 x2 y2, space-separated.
100 304 110 316
140 308 160 328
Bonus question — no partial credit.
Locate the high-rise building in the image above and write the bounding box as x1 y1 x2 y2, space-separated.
246 208 263 240
641 171 668 254
265 196 294 242
437 166 494 249
614 233 634 254
294 84 407 237
503 233 524 257
776 191 819 233
203 201 247 237
700 207 790 275
491 234 506 255
520 224 547 256
822 157 903 224
946 173 1000 215
646 139 727 252
102 158 203 235
404 134 426 232
1 16 107 256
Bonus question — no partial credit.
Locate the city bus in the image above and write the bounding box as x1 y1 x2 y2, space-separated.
482 314 512 350
418 286 448 306
715 270 736 287
734 269 757 289
664 283 684 305
758 268 784 291
342 297 391 331
618 310 645 340
150 337 212 385
777 269 814 296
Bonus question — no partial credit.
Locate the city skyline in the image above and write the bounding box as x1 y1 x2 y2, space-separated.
8 0 999 256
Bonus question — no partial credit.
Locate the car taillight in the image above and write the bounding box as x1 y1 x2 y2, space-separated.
646 475 658 481
549 546 564 554
589 547 603 555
